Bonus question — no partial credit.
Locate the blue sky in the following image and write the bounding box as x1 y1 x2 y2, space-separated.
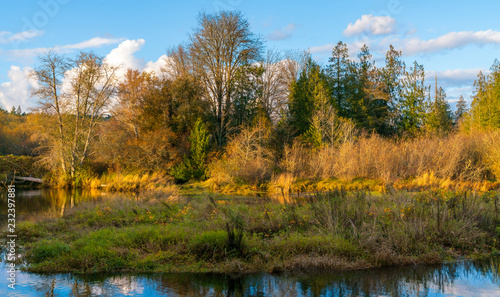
1 0 500 111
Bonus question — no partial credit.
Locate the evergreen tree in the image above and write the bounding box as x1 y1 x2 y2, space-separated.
288 58 331 137
355 45 390 134
470 60 500 130
425 76 453 134
397 61 428 136
380 45 404 134
172 119 210 181
454 95 468 126
326 41 354 117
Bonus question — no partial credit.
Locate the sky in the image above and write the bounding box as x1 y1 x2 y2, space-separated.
1 0 500 112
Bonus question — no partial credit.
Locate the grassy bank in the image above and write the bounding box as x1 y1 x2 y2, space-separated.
10 188 500 274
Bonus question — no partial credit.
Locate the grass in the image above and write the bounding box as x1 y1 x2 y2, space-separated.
10 188 500 274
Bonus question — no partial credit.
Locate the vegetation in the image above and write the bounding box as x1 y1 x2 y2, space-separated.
11 189 500 273
2 9 500 274
0 10 494 191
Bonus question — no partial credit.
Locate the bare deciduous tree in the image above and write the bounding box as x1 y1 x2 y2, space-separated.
30 51 117 179
189 10 263 146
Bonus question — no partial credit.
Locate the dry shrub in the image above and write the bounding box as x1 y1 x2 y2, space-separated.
278 131 494 184
279 141 311 178
268 173 296 201
484 130 500 180
207 125 274 186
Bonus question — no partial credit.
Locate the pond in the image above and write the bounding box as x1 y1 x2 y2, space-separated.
0 189 499 296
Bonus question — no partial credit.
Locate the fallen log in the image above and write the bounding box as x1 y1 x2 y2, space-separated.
14 176 43 183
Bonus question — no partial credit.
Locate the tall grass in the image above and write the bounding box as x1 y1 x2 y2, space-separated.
273 132 499 192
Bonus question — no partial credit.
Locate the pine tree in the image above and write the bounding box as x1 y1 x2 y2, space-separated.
380 45 404 134
397 61 428 137
356 45 390 134
470 60 500 130
289 58 331 137
425 76 453 134
454 95 468 126
326 41 354 117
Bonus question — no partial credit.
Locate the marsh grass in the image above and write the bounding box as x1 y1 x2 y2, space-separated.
12 189 500 274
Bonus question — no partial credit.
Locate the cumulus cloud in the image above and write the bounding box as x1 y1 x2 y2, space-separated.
0 30 44 44
267 24 297 41
104 39 145 72
104 39 174 79
1 38 180 110
343 15 396 37
0 66 37 111
399 30 500 55
144 54 170 75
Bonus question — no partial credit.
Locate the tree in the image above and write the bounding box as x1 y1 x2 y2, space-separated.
30 51 118 180
327 41 353 117
454 95 468 126
288 58 331 138
380 45 404 133
172 119 210 181
397 61 428 136
189 10 263 147
425 76 453 134
470 60 500 130
353 44 389 134
115 69 156 140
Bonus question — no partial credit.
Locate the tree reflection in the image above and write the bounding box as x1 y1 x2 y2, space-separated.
20 257 500 296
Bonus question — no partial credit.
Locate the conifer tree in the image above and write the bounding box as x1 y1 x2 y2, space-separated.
397 61 428 136
454 95 468 126
425 76 453 134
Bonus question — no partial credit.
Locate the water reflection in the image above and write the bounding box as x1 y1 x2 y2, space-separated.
2 257 500 296
0 188 104 229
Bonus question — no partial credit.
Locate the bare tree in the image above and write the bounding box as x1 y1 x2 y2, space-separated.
275 50 309 120
30 51 117 179
189 10 263 146
29 51 69 174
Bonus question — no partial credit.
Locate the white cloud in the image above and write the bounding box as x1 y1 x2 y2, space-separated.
0 30 44 44
144 54 170 75
63 37 125 50
398 30 500 55
1 39 178 111
1 36 125 62
0 66 37 111
343 15 396 37
309 43 335 54
427 68 485 86
267 23 298 41
104 39 145 72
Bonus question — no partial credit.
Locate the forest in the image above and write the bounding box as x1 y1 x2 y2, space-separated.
1 10 500 193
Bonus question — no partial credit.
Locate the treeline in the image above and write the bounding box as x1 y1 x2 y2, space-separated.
4 10 500 187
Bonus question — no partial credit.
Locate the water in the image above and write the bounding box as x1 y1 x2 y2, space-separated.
0 258 499 296
0 188 105 230
0 189 500 296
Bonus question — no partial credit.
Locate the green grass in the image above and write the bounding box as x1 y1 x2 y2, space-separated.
10 189 500 274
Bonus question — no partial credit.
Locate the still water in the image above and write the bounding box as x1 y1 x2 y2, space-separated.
0 189 499 296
